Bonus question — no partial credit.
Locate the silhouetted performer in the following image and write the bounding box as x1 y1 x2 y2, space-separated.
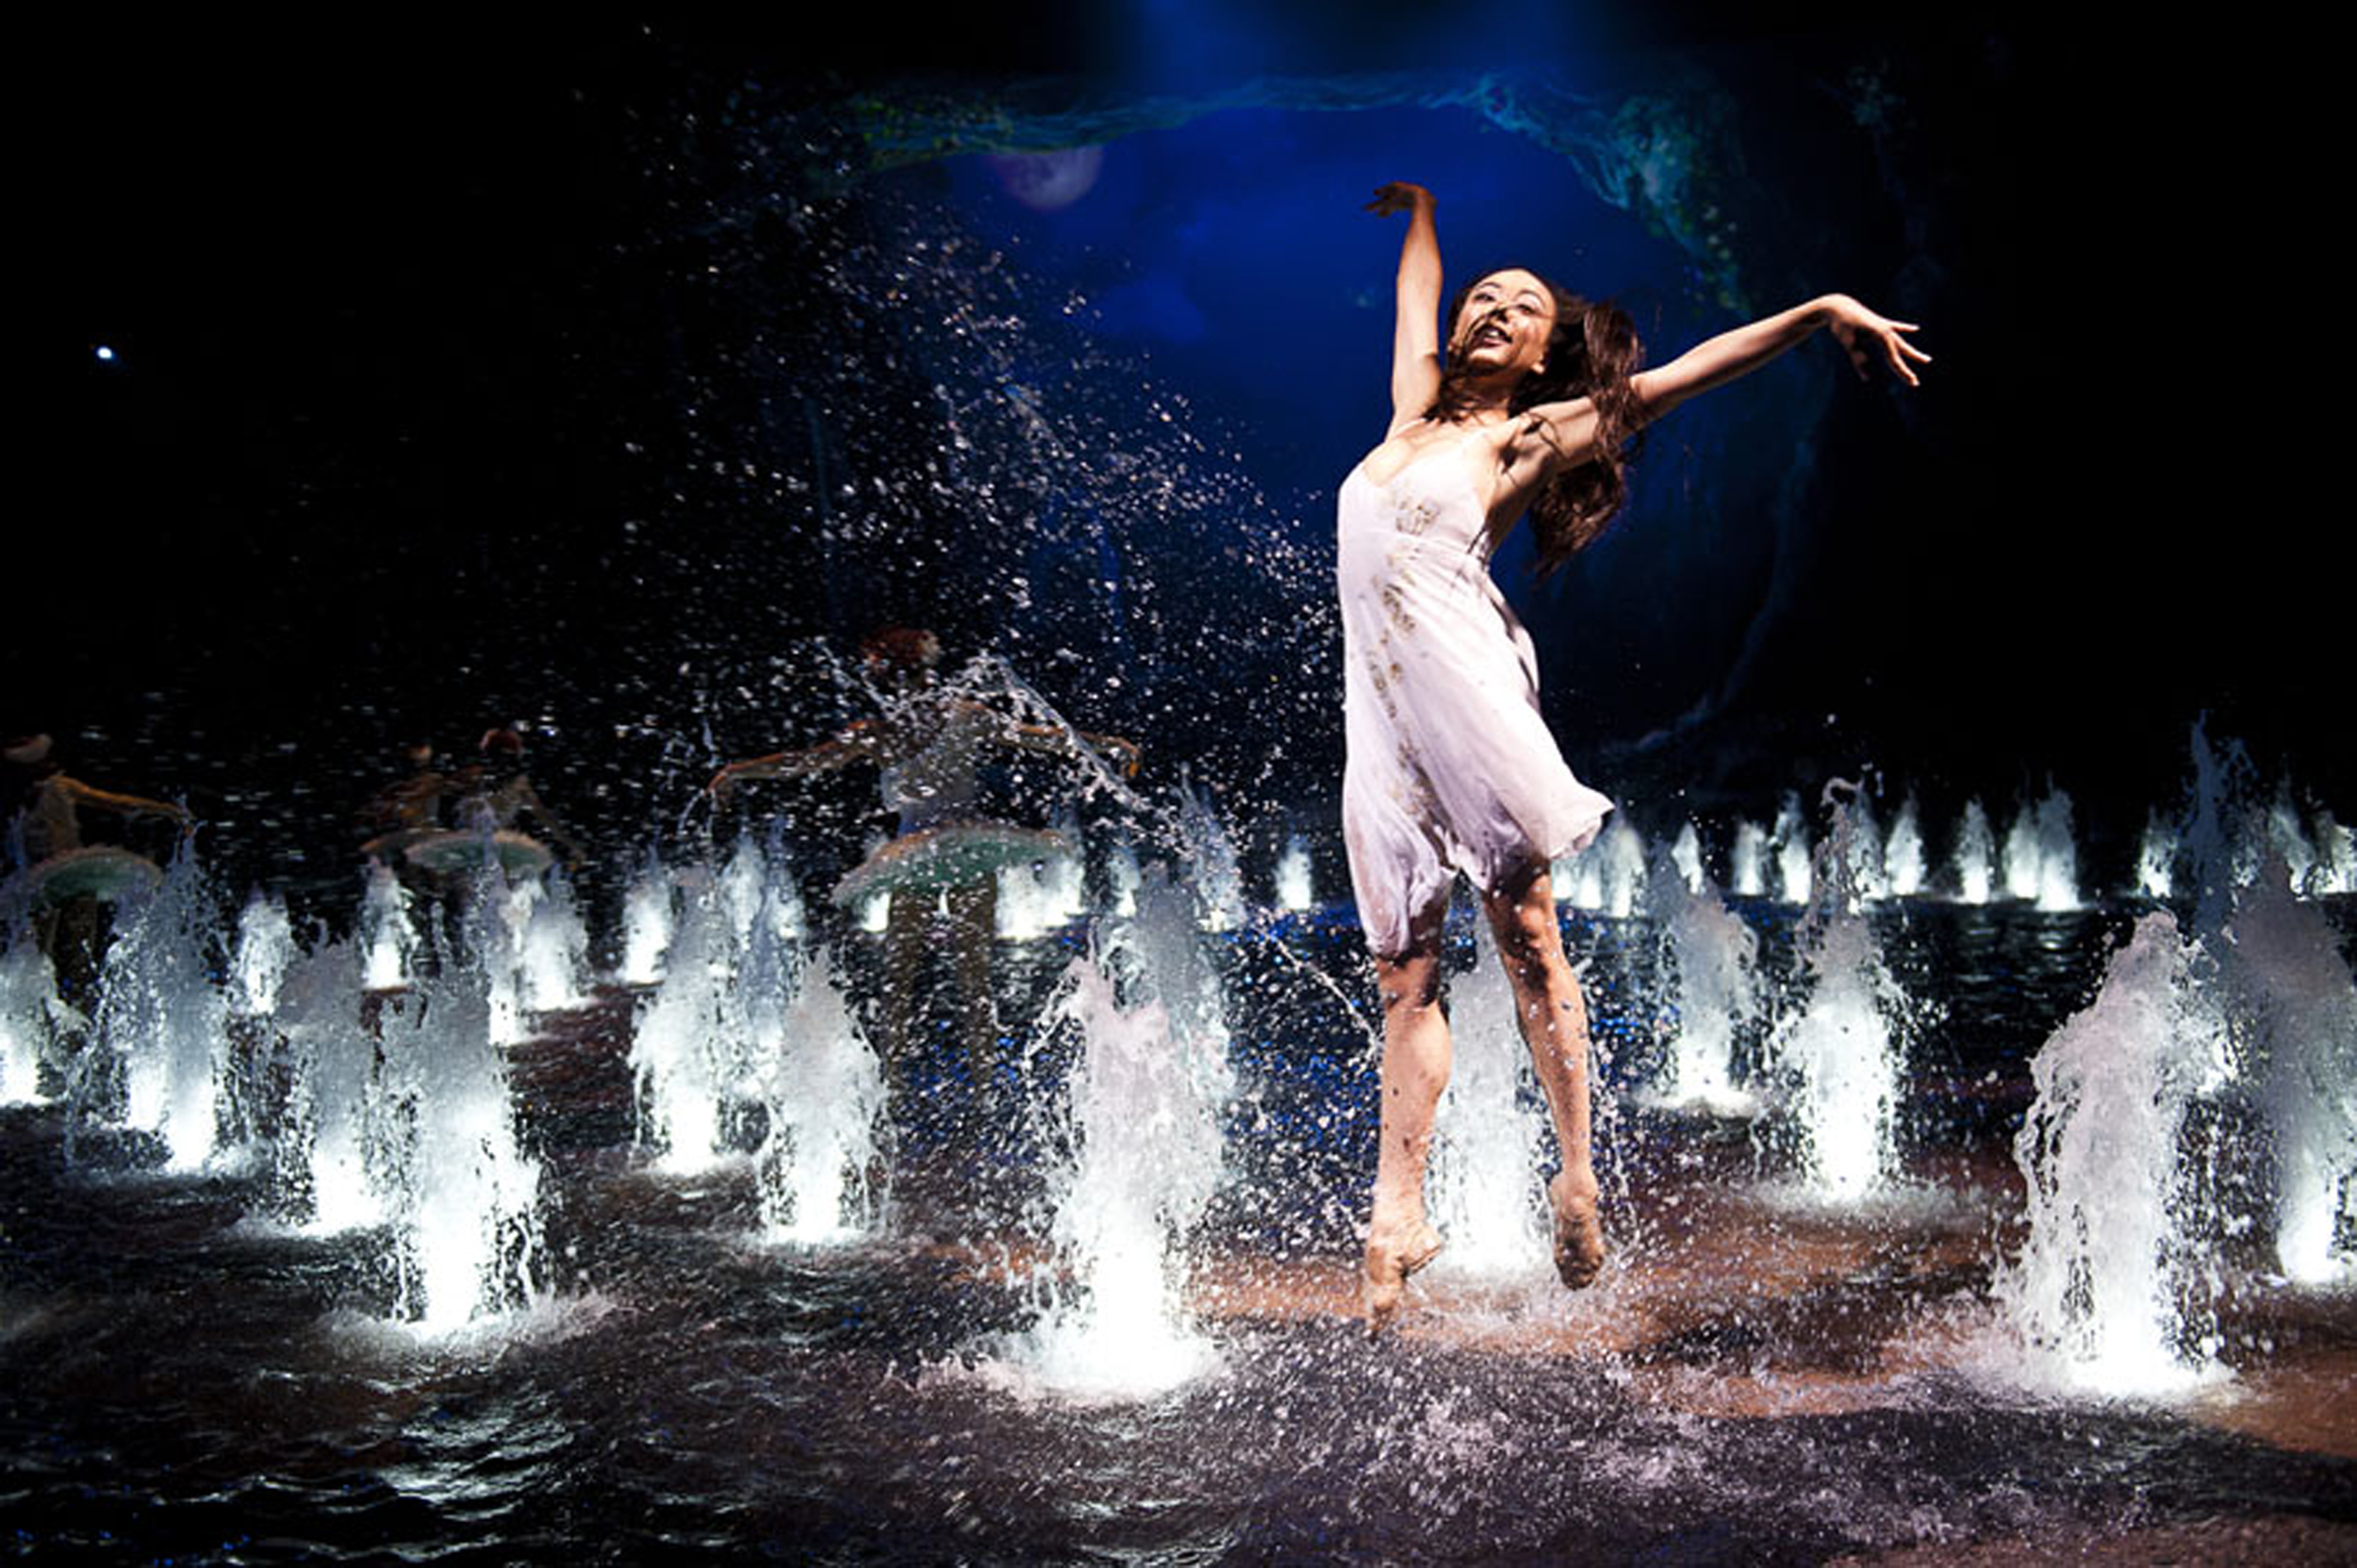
3 733 191 998
712 628 1138 1076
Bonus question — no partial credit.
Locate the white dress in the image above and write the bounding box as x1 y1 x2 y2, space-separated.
1338 431 1613 956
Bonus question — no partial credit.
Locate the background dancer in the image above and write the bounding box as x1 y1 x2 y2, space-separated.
712 628 1140 1078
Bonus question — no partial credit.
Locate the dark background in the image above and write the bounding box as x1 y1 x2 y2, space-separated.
20 6 2337 909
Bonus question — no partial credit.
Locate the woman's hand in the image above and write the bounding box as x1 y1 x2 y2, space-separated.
1365 181 1433 218
1821 294 1931 387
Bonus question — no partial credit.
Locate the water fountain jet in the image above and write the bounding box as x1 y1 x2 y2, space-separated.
757 956 887 1245
1002 868 1231 1397
90 844 228 1172
1765 781 1907 1203
2003 912 2229 1395
1645 857 1765 1118
1426 918 1551 1279
374 906 550 1334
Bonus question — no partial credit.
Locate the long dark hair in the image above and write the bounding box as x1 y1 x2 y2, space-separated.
1428 271 1644 576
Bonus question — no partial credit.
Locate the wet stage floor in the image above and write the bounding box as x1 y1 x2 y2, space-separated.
4 905 2355 1565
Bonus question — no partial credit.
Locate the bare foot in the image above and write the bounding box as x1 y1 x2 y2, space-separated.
1360 1220 1445 1334
1549 1169 1605 1289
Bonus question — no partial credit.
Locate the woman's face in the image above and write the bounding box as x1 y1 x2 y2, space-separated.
1450 269 1556 378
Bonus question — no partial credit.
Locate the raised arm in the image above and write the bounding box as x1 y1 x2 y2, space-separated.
1511 293 1926 475
1365 182 1443 431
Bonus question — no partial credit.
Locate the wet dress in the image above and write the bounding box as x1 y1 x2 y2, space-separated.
831 700 1068 907
1337 430 1613 956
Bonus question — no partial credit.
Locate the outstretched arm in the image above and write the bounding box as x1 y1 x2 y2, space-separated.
1511 293 1927 473
708 723 884 802
57 776 191 828
965 703 1144 780
1004 722 1143 779
1365 182 1443 431
1633 293 1925 419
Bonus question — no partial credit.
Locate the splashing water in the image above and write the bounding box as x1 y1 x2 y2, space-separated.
734 836 807 1076
1558 817 1645 916
2261 788 2319 898
2003 788 2082 911
1598 818 1648 916
0 936 66 1105
1772 921 1903 1201
997 834 1086 939
1106 843 1142 917
91 845 228 1172
2178 718 2256 936
1953 798 1995 905
2136 811 2177 900
1844 794 1890 904
629 866 748 1175
758 957 887 1245
491 869 590 1036
2314 812 2356 896
1177 778 1244 933
1768 783 1905 1202
1730 818 1768 898
1884 795 1925 898
1670 821 1706 893
1006 870 1231 1396
1556 844 1599 908
2003 912 2229 1395
230 893 295 1018
220 892 297 1163
618 851 677 986
1647 859 1764 1117
270 935 386 1234
374 918 548 1334
628 834 804 1177
1273 832 1313 912
358 861 415 991
1772 793 1812 906
2231 870 2357 1286
1426 917 1551 1279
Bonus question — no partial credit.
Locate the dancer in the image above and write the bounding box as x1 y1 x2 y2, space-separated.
1347 182 1925 1330
2 734 193 998
711 628 1139 1069
359 740 448 869
407 728 587 882
453 729 586 867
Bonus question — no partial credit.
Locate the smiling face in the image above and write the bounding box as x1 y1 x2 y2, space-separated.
1449 269 1557 380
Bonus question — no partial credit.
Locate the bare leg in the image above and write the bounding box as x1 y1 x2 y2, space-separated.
1363 902 1450 1332
1481 862 1604 1287
947 879 998 1083
881 891 926 1064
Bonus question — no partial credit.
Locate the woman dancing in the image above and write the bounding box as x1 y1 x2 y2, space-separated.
1347 182 1926 1330
710 628 1140 1069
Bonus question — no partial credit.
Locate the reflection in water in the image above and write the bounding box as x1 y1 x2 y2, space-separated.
5 728 2355 1560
